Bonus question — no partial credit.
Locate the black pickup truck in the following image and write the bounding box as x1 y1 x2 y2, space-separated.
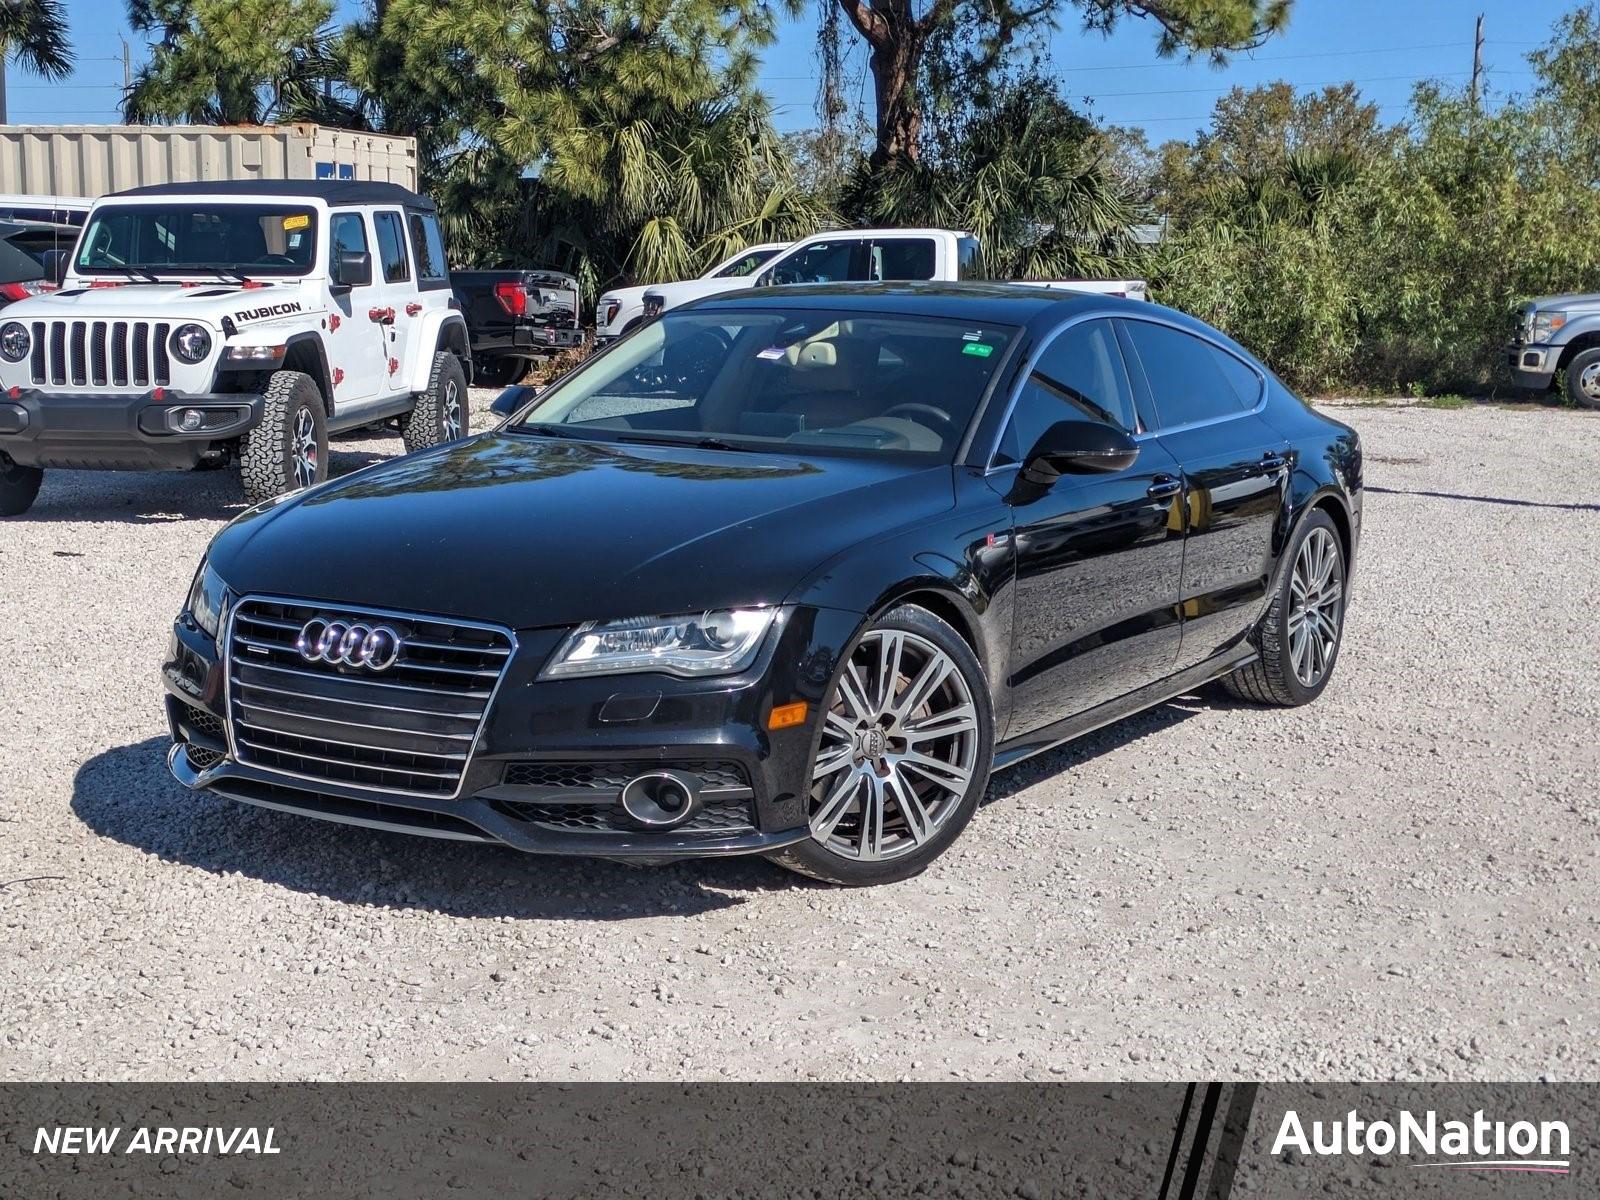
451 268 586 387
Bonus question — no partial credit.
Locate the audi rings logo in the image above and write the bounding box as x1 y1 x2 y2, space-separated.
296 617 404 672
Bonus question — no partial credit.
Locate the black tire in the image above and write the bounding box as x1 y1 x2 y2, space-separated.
401 352 469 453
473 356 526 388
236 370 328 505
1221 509 1346 707
1564 347 1600 410
0 451 41 516
769 604 994 887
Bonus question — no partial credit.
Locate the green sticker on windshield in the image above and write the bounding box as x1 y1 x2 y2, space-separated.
962 342 994 358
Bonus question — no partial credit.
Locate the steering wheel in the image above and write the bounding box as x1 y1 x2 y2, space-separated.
882 402 957 439
260 254 297 265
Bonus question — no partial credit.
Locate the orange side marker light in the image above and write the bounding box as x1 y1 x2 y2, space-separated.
768 701 808 731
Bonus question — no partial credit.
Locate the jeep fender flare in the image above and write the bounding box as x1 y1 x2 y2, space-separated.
404 312 471 393
280 332 334 414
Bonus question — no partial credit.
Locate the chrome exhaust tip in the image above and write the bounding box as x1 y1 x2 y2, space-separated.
618 771 701 829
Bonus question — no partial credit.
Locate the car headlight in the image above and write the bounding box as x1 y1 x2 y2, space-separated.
542 608 775 679
185 559 231 639
1531 311 1567 341
0 321 29 362
170 323 212 363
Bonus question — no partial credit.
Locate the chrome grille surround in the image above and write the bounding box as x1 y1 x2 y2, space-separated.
222 596 516 800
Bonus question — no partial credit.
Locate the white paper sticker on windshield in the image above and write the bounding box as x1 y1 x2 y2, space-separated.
756 346 786 360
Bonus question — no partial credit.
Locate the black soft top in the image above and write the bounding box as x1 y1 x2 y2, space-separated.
109 180 433 210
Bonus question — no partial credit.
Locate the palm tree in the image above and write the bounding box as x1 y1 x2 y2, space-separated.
0 0 73 122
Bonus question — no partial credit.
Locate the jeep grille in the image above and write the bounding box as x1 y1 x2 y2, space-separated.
28 319 173 388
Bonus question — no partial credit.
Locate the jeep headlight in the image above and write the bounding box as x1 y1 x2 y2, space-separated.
185 559 231 639
542 608 775 679
1530 311 1566 341
170 323 212 363
0 321 29 362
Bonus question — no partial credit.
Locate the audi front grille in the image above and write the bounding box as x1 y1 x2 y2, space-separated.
28 319 173 388
224 598 514 798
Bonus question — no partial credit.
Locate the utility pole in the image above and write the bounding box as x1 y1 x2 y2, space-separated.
1470 13 1485 110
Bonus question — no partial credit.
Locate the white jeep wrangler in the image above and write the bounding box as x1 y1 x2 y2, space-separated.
0 180 472 516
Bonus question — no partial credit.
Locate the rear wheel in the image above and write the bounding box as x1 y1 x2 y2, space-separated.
770 605 993 886
1564 347 1600 410
0 451 41 516
401 351 469 453
1222 509 1346 706
473 356 526 388
237 369 328 504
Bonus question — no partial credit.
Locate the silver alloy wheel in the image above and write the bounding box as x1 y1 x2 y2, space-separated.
1579 361 1600 400
291 406 318 489
443 379 462 440
808 628 980 862
1286 527 1343 687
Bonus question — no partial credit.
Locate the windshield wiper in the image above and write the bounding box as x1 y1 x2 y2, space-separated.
85 265 162 283
509 422 589 440
183 264 253 284
613 433 747 452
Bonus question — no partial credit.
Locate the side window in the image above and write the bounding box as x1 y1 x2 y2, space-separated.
994 319 1137 466
1121 320 1250 429
957 236 982 280
873 238 937 281
407 212 449 283
371 211 410 283
771 240 862 285
328 212 369 281
1210 345 1263 407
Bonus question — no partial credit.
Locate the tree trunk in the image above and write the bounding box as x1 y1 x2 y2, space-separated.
869 22 923 166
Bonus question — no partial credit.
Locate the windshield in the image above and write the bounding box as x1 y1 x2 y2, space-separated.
75 203 319 278
513 307 1016 461
711 246 783 278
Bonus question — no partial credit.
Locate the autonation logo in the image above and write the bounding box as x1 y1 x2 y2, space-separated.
1273 1109 1571 1175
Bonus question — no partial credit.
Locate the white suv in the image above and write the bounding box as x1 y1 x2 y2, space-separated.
0 180 472 516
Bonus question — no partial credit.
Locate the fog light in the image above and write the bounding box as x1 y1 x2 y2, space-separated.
178 408 204 432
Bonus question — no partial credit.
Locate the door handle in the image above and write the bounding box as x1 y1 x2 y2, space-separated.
1261 451 1287 472
1147 475 1182 500
405 302 422 316
367 306 395 324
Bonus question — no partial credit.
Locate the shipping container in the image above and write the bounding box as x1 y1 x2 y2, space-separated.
0 123 419 198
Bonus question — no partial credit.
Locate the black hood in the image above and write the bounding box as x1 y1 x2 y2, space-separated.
208 433 954 629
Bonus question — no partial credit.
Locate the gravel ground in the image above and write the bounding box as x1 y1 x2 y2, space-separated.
1 394 1596 1082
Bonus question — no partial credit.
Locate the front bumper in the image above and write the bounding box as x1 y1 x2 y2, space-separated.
0 388 261 470
1505 342 1558 390
161 604 858 861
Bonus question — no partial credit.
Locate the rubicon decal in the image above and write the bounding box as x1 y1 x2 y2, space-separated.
1272 1109 1572 1174
234 301 302 323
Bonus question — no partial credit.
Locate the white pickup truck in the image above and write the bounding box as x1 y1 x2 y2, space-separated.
594 242 789 346
639 228 1146 323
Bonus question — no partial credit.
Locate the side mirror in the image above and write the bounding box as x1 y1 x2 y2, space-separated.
42 250 68 286
490 384 538 418
331 250 372 291
1021 420 1139 485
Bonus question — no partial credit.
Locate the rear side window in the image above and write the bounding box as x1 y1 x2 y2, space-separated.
874 238 936 281
1120 319 1250 429
994 319 1136 466
1210 345 1263 406
407 212 449 284
957 236 982 280
770 239 865 285
372 210 410 283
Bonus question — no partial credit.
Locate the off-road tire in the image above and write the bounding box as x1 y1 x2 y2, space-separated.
1221 509 1346 707
473 355 526 389
237 370 328 505
1563 347 1600 410
769 604 994 887
401 352 469 453
0 452 42 516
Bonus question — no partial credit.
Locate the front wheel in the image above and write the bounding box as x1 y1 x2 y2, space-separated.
0 451 42 516
1564 347 1600 410
237 370 328 505
401 352 469 453
1221 509 1347 706
770 605 993 886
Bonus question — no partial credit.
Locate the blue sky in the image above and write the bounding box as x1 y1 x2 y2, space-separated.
21 0 1580 142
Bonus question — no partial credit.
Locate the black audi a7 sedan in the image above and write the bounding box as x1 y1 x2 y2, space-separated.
163 282 1361 886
